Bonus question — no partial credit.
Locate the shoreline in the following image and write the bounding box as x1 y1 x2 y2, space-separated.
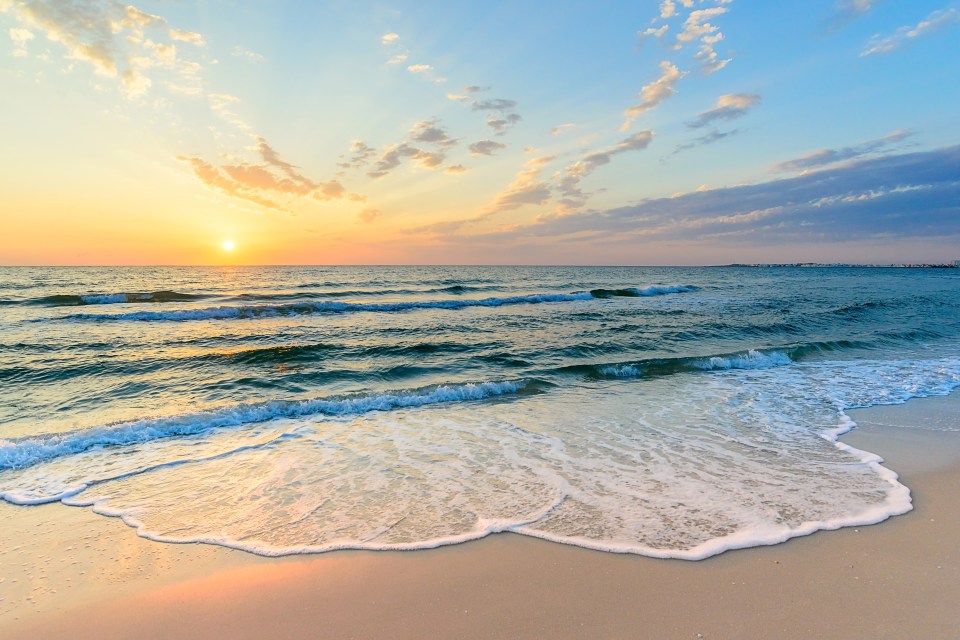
2 393 959 639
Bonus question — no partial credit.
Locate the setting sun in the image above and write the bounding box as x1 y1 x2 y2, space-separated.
222 240 235 252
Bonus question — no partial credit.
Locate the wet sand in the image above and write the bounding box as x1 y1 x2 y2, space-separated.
2 393 959 639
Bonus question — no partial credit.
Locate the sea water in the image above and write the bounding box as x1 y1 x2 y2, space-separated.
1 266 958 559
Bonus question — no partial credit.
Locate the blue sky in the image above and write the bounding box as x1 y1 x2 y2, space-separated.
1 0 958 264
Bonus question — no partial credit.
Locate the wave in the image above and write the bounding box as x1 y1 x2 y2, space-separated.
20 291 208 307
0 380 534 471
65 286 696 322
589 285 696 298
559 341 872 380
224 284 503 302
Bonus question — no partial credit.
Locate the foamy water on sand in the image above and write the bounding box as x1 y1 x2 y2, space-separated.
1 266 959 558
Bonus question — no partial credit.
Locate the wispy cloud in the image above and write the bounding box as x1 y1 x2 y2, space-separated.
410 119 458 149
772 129 914 173
471 98 522 136
686 93 760 128
169 28 205 47
337 140 377 170
3 0 206 99
180 135 358 210
480 155 556 216
621 61 686 130
358 208 380 223
551 123 576 136
558 131 655 208
468 140 507 156
457 146 960 246
637 24 669 47
861 8 959 56
367 143 446 179
8 27 33 57
669 128 742 157
231 46 264 63
647 1 733 75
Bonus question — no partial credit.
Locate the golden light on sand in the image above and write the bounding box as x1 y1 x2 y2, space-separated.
222 240 235 252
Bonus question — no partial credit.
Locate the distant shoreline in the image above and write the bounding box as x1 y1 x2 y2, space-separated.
723 262 959 268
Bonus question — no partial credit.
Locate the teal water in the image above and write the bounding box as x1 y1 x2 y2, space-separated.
1 266 958 558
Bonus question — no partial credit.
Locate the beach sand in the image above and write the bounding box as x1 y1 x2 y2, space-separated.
2 393 959 639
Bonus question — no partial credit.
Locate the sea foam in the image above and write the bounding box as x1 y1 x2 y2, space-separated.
0 380 526 472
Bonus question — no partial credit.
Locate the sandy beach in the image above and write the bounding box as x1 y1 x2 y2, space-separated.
0 392 957 639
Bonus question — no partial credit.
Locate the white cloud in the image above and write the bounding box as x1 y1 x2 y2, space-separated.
231 46 264 63
8 27 33 57
381 32 399 45
621 61 686 130
687 93 760 128
3 0 207 100
169 28 204 47
861 8 959 56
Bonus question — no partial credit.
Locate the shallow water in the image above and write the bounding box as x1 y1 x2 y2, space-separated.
1 266 958 558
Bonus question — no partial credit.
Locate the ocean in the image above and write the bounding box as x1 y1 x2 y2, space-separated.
1 265 958 560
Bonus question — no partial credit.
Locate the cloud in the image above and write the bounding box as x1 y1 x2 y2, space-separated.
463 146 960 246
468 140 507 156
387 53 408 64
491 156 555 211
828 0 878 29
471 98 517 112
4 0 206 99
381 32 399 45
686 93 760 128
179 156 286 211
367 143 446 179
469 98 522 135
676 7 727 43
337 140 377 170
208 92 252 132
670 128 742 157
485 113 522 136
861 8 959 56
358 208 380 223
169 28 204 47
181 135 360 210
638 24 669 47
651 2 732 75
621 61 686 130
9 27 34 57
558 131 655 208
410 120 458 149
444 164 467 174
551 123 576 136
773 129 914 173
406 62 445 84
231 46 263 63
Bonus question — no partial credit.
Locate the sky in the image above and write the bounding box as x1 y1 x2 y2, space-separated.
1 0 959 265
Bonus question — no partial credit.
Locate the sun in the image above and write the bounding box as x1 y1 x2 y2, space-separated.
222 240 235 252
